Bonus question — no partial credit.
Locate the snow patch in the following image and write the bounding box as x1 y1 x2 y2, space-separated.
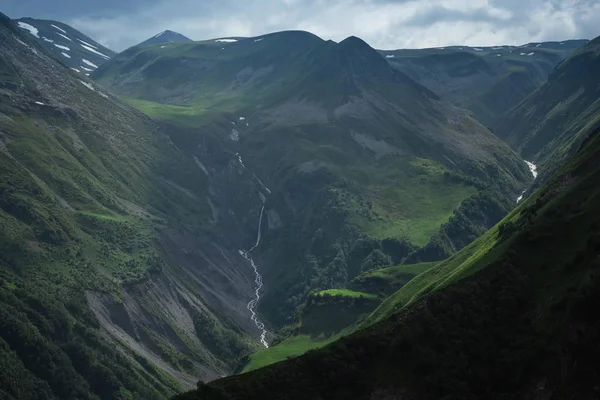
61 52 71 58
79 80 95 91
82 59 98 68
77 38 98 50
154 31 166 38
496 54 502 57
215 38 238 43
34 101 45 105
239 116 246 121
536 43 542 47
51 24 67 34
41 37 54 43
71 68 80 72
81 66 94 72
517 190 526 203
492 46 503 50
160 45 166 48
237 153 245 167
525 161 538 179
17 22 39 38
520 52 527 55
254 38 264 42
80 44 111 60
527 52 535 56
57 33 72 41
385 54 395 58
53 43 70 51
230 129 240 141
473 47 484 51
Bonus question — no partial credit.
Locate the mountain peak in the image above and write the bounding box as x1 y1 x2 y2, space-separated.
137 30 193 47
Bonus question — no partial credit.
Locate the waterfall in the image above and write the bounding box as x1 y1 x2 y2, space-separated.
240 206 269 348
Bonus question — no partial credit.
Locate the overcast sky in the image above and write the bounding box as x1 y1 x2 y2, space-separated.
3 0 599 51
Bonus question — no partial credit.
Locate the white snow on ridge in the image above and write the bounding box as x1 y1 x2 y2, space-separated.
154 31 166 38
79 80 95 91
61 52 71 58
215 38 238 43
385 54 395 58
80 44 111 60
492 46 503 50
77 39 98 50
71 68 80 72
82 59 98 68
536 43 542 47
53 43 70 51
51 24 67 34
57 33 72 42
42 37 54 43
17 22 39 38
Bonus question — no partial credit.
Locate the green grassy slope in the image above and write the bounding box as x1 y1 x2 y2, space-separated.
174 110 600 400
93 33 532 337
0 14 258 399
383 40 587 128
495 36 600 185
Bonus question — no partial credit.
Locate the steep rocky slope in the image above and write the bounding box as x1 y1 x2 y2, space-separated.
0 13 270 399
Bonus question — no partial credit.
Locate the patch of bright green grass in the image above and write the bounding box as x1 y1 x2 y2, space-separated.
340 157 477 247
315 288 377 300
124 98 207 126
363 204 524 326
242 334 342 373
364 262 439 283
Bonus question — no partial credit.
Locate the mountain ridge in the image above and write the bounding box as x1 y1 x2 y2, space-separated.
14 17 116 75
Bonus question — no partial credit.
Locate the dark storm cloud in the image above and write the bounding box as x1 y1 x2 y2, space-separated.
2 0 599 51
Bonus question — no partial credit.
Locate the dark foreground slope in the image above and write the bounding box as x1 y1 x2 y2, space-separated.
175 127 600 397
495 36 600 185
0 13 269 399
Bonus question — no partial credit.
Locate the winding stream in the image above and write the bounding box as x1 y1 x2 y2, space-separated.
240 206 269 348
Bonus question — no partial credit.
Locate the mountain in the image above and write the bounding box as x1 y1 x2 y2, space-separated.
91 30 532 367
494 36 600 185
174 95 600 399
137 30 193 47
14 17 116 76
0 12 273 398
381 40 588 128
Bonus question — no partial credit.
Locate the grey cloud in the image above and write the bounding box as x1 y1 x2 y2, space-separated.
3 0 600 51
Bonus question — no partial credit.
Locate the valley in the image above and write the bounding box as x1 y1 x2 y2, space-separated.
1 6 600 400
